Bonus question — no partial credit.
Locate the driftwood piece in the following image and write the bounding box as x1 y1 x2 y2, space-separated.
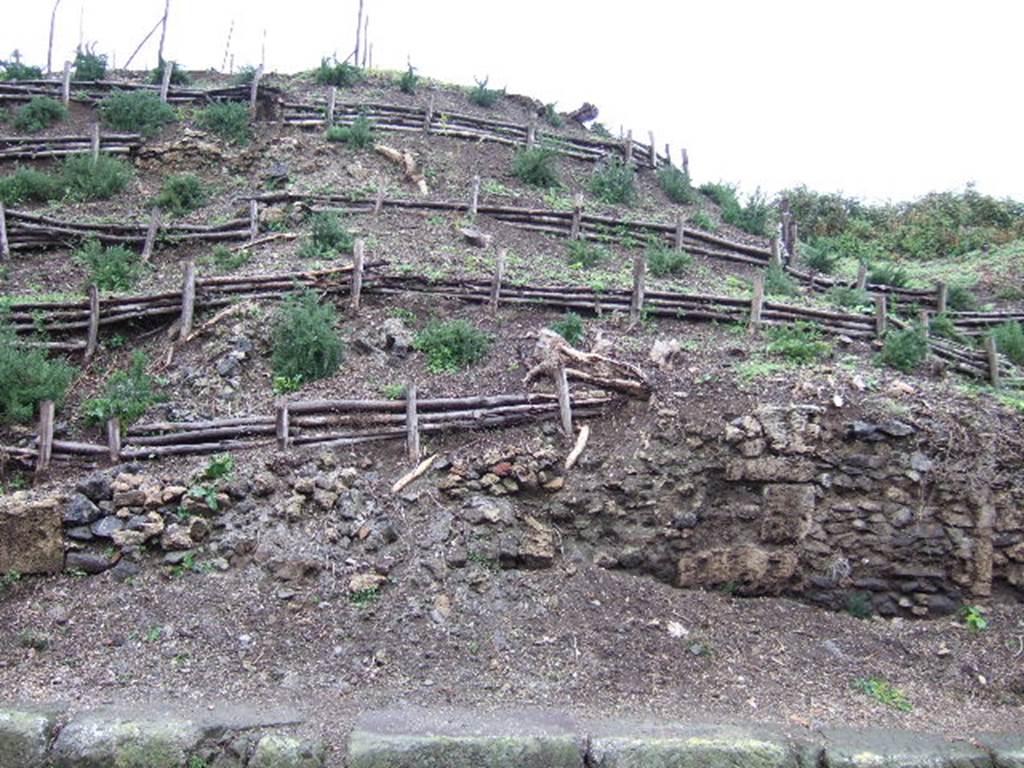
524 329 651 399
565 424 590 469
392 453 437 493
374 144 428 195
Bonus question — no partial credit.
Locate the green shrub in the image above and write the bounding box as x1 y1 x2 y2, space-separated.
945 282 978 311
590 158 636 205
298 211 354 258
325 113 374 149
550 312 584 346
100 90 176 137
826 285 870 309
512 147 559 188
764 263 798 297
646 241 691 277
196 101 251 145
542 103 563 128
590 122 612 138
13 97 67 132
0 167 63 205
878 326 929 372
656 165 697 205
867 262 910 288
853 677 912 712
845 591 873 620
992 320 1024 365
0 60 42 81
73 44 107 81
153 174 207 216
0 323 77 423
83 351 163 427
230 65 258 86
927 313 965 344
700 182 769 236
414 319 491 373
566 239 609 269
207 244 249 272
467 77 504 108
149 60 191 85
314 57 361 87
60 154 132 201
73 238 145 291
690 211 716 231
271 292 343 384
800 242 838 274
765 322 831 364
398 64 418 94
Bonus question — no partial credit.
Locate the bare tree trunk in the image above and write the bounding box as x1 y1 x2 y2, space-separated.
157 0 170 65
361 16 369 68
353 0 364 66
47 0 62 75
221 19 234 72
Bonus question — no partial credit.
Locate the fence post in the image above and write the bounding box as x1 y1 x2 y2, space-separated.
106 417 121 463
664 143 672 169
90 123 100 165
789 221 799 265
555 364 572 439
179 260 196 340
85 284 100 360
779 197 792 256
749 275 765 333
423 94 434 132
490 248 506 312
248 200 259 243
275 398 290 449
469 175 480 219
350 239 365 311
985 335 1000 388
61 61 71 105
526 117 536 150
326 86 337 128
935 281 948 315
36 400 55 473
647 130 657 168
570 193 584 240
674 215 686 251
405 382 420 464
623 129 633 165
874 294 887 338
0 201 9 261
770 234 782 266
630 251 646 324
918 309 930 338
680 148 689 175
141 209 162 263
855 261 868 291
160 61 174 103
249 64 263 117
374 175 385 215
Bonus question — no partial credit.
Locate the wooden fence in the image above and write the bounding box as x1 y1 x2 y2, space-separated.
0 132 142 161
0 79 273 107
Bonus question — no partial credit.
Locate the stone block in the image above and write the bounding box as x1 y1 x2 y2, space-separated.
0 496 63 575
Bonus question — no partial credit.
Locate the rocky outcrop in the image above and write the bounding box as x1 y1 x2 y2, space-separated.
0 494 64 575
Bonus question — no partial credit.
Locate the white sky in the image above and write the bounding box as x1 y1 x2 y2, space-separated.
3 0 1022 203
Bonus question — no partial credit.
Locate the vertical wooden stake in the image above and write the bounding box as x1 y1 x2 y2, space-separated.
249 199 259 243
490 248 506 312
918 309 931 338
526 117 536 149
179 260 196 340
61 61 72 105
249 64 263 117
36 400 55 473
373 175 385 215
936 281 948 315
350 239 365 312
85 284 100 360
469 175 480 219
106 417 121 463
0 202 10 262
674 215 686 250
275 398 290 450
770 235 782 267
648 130 657 168
680 148 689 175
630 251 646 324
555 365 573 440
623 129 633 165
160 61 174 103
570 193 584 240
749 275 765 333
423 94 434 132
855 261 868 291
326 86 337 127
874 294 887 338
141 208 162 263
985 335 1000 388
405 382 420 464
90 123 100 165
664 143 672 168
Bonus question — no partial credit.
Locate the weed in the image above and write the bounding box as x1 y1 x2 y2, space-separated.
482 179 514 197
656 165 697 205
273 374 303 394
467 551 500 571
542 102 564 127
230 65 258 86
590 157 636 205
590 122 612 138
800 241 838 274
201 453 234 482
646 241 692 277
945 282 978 311
992 320 1024 365
314 57 362 87
83 351 163 427
0 323 76 423
196 101 251 145
550 312 584 346
61 154 132 201
325 113 374 149
144 626 162 643
414 319 491 373
735 359 789 383
271 291 344 384
299 211 354 258
100 90 176 137
868 262 910 288
827 286 870 310
764 263 799 297
467 76 504 108
690 211 716 232
853 677 912 712
18 630 48 651
389 307 416 323
765 322 831 364
153 174 207 217
207 244 249 272
512 146 559 188
0 59 42 81
700 182 769 235
187 756 208 768
845 591 874 619
13 96 67 132
927 313 965 344
382 383 407 400
350 587 379 607
398 63 418 94
566 239 609 269
0 167 64 206
149 59 191 85
878 326 929 373
73 44 107 80
73 238 145 291
961 604 988 632
0 570 22 589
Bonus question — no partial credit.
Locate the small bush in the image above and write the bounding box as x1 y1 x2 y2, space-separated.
149 60 191 86
100 90 176 137
550 312 584 346
945 282 978 311
765 322 831 364
590 122 612 138
927 313 964 344
196 101 251 145
542 103 564 128
398 64 418 94
60 154 132 201
73 44 107 81
992 320 1024 365
590 158 636 205
690 211 716 231
467 76 504 108
512 147 559 188
656 165 697 205
83 351 163 427
0 167 63 205
646 242 691 277
853 677 912 712
0 60 42 81
867 262 910 288
845 591 874 620
153 174 207 217
878 326 929 372
73 238 145 291
700 182 769 236
566 239 609 269
207 244 249 272
826 286 870 309
414 319 491 373
271 291 344 384
230 65 258 86
298 211 354 258
314 57 361 87
764 263 798 297
800 242 838 274
325 113 374 149
961 604 988 633
13 97 67 132
0 324 77 423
